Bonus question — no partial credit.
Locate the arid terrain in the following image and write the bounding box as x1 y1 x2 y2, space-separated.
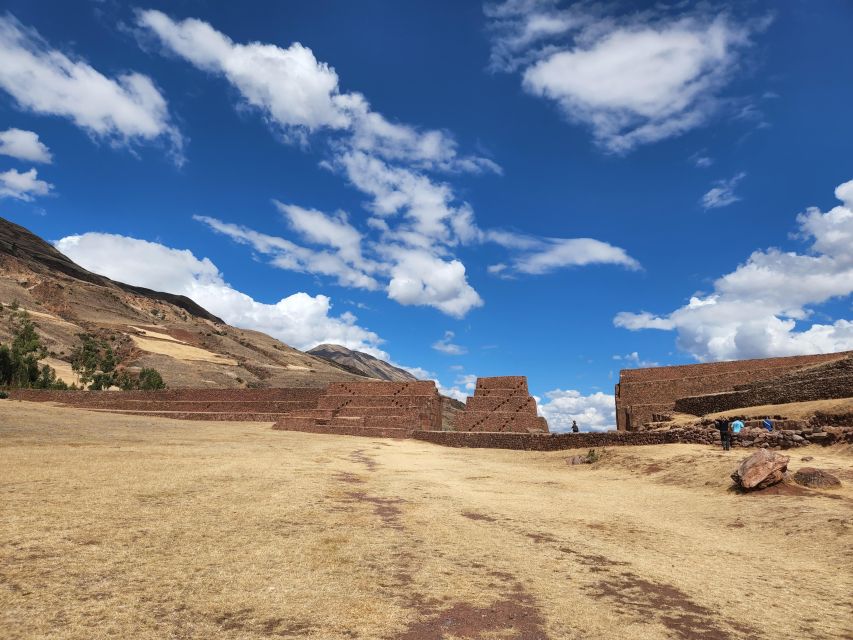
0 216 368 389
2 400 851 639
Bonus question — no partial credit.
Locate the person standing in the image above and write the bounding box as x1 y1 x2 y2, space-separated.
731 419 745 447
571 420 580 433
715 418 731 450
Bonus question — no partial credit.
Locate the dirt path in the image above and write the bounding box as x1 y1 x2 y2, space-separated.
1 400 851 639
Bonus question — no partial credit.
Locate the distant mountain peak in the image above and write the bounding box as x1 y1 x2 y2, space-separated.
307 344 418 382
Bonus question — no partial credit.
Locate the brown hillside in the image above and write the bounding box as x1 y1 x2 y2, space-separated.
307 343 418 382
0 216 368 388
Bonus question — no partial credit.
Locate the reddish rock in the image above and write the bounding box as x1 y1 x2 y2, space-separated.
793 467 841 488
731 450 790 491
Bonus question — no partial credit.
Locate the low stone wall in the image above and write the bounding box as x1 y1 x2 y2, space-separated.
412 425 853 450
668 425 853 449
272 422 411 439
412 430 688 450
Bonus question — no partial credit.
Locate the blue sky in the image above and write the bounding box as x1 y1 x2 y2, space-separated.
1 0 852 430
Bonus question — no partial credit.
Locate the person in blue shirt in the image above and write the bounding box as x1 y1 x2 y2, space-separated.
731 419 745 445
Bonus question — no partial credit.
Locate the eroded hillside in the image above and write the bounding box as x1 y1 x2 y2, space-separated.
0 216 365 388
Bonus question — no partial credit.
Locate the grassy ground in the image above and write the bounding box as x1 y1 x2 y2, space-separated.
1 400 851 640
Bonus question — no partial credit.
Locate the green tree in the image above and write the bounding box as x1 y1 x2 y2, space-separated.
70 334 116 390
0 310 63 389
0 345 12 385
138 368 166 390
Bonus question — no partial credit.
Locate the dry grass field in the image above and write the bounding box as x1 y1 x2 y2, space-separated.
1 400 851 640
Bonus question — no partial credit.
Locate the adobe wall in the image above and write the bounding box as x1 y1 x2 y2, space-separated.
615 351 852 430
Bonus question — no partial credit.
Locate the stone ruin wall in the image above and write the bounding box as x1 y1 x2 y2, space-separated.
9 383 853 449
615 351 852 431
451 376 549 433
8 387 325 422
414 424 853 450
674 357 853 416
273 380 443 436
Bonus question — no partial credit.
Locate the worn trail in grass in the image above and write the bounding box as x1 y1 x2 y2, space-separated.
1 400 851 639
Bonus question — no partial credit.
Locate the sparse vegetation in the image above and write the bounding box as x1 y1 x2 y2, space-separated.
0 309 67 389
138 368 166 390
70 333 165 390
585 448 601 464
114 367 166 391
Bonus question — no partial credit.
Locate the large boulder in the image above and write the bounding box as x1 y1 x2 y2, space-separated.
793 467 841 489
731 450 790 491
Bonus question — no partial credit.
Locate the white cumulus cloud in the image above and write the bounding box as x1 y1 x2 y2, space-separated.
615 178 853 361
0 128 52 163
538 389 616 432
486 2 761 153
383 246 483 318
137 8 488 171
54 232 386 356
0 168 52 201
139 10 638 316
0 15 182 162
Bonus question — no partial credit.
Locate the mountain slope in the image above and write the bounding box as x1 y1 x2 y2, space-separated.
307 344 418 382
0 216 368 388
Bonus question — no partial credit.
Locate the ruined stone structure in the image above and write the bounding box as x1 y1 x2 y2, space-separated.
10 387 324 421
615 351 853 431
674 355 853 416
273 381 442 437
452 376 549 433
11 382 852 448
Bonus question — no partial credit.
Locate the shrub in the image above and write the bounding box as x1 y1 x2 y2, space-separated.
0 391 8 399
138 368 166 390
585 449 601 464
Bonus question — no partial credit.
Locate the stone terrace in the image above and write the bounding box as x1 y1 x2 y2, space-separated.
273 381 442 438
9 388 324 422
452 376 549 433
615 350 853 430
